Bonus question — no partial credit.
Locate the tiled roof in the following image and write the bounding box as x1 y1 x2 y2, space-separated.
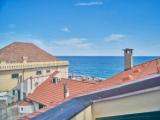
27 77 97 107
0 42 57 63
97 58 160 89
23 58 160 120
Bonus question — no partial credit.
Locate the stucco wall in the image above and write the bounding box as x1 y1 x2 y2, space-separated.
92 89 160 119
18 105 34 114
0 70 18 91
0 65 68 91
33 102 40 111
71 106 93 120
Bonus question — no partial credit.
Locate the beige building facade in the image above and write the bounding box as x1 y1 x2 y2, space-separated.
0 42 69 104
0 61 68 91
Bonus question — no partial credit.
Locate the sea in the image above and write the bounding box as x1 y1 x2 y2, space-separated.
58 56 159 79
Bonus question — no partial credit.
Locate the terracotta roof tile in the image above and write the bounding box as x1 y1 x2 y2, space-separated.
27 77 97 106
0 42 57 63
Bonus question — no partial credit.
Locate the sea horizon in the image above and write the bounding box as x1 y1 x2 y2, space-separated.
59 56 160 79
58 55 160 57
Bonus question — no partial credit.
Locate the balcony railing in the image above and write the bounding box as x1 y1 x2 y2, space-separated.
0 61 69 71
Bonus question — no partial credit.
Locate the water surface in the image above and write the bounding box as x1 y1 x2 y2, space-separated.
59 56 159 79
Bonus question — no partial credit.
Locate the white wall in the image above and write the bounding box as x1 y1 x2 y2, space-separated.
71 106 93 120
33 102 40 111
92 89 160 119
18 105 34 114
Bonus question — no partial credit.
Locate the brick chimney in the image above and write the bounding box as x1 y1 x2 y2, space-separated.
22 56 28 63
123 48 134 71
63 83 69 98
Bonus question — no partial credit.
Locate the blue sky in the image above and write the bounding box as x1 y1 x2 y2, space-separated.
0 0 160 56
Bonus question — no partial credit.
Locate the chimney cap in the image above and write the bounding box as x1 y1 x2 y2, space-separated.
123 48 134 51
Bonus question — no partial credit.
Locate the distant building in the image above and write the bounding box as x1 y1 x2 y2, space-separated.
0 42 69 105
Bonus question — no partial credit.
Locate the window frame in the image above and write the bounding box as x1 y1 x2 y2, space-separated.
36 70 42 75
11 73 19 79
46 69 50 73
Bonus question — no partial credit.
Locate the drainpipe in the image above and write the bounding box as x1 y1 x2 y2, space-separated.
19 75 24 101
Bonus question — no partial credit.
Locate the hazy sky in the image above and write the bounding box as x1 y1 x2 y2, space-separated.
0 0 160 56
